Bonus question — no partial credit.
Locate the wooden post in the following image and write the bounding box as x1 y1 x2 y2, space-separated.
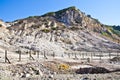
99 52 102 63
29 50 35 60
79 53 81 59
44 51 47 59
5 50 11 64
74 53 76 58
29 50 31 59
37 51 39 58
19 50 21 61
93 52 95 58
52 52 55 58
109 52 111 59
82 53 84 60
118 52 120 57
68 53 70 58
87 58 90 63
75 53 77 59
91 52 92 61
61 54 64 58
86 52 87 56
99 52 101 60
44 51 45 58
5 50 7 63
117 52 119 57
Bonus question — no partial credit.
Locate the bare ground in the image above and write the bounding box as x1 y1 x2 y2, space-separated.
0 55 120 80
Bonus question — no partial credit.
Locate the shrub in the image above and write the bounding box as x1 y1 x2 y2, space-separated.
41 29 50 33
94 18 100 23
70 27 79 30
61 38 72 44
111 29 120 37
51 27 57 30
42 12 55 17
87 14 91 18
58 64 70 71
28 16 38 18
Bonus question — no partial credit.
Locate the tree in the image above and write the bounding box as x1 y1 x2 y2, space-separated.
87 14 91 18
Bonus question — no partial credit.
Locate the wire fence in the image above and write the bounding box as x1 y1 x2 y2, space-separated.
0 50 120 64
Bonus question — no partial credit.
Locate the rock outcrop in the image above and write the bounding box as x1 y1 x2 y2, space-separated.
0 6 120 55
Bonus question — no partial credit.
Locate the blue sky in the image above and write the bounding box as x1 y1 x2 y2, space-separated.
0 0 120 25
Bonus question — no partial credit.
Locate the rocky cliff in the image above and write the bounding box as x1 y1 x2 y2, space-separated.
0 6 120 55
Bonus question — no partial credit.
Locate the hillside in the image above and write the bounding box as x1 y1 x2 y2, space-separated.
0 6 120 55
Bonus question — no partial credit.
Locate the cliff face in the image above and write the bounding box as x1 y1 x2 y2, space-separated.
0 20 9 39
0 6 120 55
43 6 103 31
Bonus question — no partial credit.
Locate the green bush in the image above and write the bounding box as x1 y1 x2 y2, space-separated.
104 25 120 37
41 29 50 33
87 14 91 18
70 27 79 30
42 12 55 16
51 27 57 30
111 29 120 37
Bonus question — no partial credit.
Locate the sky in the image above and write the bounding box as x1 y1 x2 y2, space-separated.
0 0 120 25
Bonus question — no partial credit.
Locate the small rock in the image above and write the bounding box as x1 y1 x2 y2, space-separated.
20 72 26 78
39 70 43 76
81 77 90 80
34 70 39 75
26 73 31 77
48 74 54 78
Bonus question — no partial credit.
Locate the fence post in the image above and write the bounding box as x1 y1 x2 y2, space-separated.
29 50 35 60
52 52 55 58
5 50 7 63
109 52 111 59
93 52 95 58
74 53 78 60
91 52 93 61
5 50 11 64
117 52 119 57
44 51 47 59
79 53 81 59
29 50 31 59
37 51 39 58
19 50 21 61
118 52 120 57
68 53 70 58
82 53 84 60
44 51 45 58
99 52 101 61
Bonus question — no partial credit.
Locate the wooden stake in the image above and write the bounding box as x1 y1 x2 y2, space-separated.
5 50 7 63
44 51 47 59
109 52 111 59
37 51 39 58
5 50 11 64
99 52 101 60
91 52 93 61
29 50 35 60
19 50 21 61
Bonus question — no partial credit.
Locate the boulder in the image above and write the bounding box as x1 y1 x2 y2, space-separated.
76 67 110 74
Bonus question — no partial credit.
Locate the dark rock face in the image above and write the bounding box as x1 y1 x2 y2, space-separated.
76 67 110 74
110 57 120 63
